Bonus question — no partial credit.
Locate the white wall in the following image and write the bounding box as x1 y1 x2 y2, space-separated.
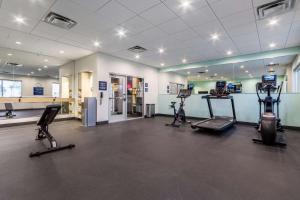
291 54 300 92
59 52 187 122
0 74 59 97
158 72 188 94
96 53 159 122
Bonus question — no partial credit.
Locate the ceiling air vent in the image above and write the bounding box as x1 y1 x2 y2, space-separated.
6 62 23 67
43 12 77 29
128 46 147 53
266 63 279 67
257 0 295 19
197 71 206 74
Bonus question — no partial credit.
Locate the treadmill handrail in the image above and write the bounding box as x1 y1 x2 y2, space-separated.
202 95 236 121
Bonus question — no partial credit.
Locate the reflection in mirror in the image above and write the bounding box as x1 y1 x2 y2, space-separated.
186 55 298 94
0 47 74 123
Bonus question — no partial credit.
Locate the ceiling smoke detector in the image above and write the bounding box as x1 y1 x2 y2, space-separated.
128 46 147 53
43 12 77 29
257 0 295 19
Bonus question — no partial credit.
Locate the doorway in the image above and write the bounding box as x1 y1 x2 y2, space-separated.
109 74 144 123
109 74 126 122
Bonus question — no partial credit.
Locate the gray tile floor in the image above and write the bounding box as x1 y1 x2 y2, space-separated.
0 117 300 200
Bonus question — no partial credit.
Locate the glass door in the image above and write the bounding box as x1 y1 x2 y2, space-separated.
109 74 126 122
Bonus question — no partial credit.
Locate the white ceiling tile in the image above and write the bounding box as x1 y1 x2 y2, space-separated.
167 29 198 42
157 18 189 34
95 0 136 24
140 3 177 25
163 0 208 16
70 0 111 12
227 22 257 37
121 16 154 35
0 9 39 32
221 9 255 29
31 22 68 41
193 20 226 39
208 0 252 18
133 27 168 44
181 5 217 27
1 0 52 20
117 0 161 14
232 33 260 47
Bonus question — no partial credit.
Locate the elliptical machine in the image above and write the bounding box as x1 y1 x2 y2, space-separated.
253 75 286 146
166 89 191 127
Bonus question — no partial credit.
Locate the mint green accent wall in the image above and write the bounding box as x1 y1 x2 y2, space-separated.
158 94 300 127
160 47 300 72
188 76 286 94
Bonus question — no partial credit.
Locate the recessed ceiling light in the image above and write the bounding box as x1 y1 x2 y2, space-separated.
197 75 200 77
206 77 209 80
158 48 165 54
116 27 127 39
93 41 100 47
135 54 140 59
44 65 48 68
44 59 48 62
268 19 278 26
31 71 34 74
270 62 274 65
7 53 12 56
269 42 276 48
27 73 30 76
214 73 217 76
182 58 187 63
14 16 25 24
205 69 209 72
187 71 190 74
245 70 249 73
179 0 192 10
15 41 21 45
160 63 165 67
59 50 64 54
226 50 233 55
211 33 219 41
221 76 224 79
240 65 244 69
38 68 42 71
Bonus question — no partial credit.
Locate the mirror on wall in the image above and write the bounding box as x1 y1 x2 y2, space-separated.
0 47 74 122
185 54 298 94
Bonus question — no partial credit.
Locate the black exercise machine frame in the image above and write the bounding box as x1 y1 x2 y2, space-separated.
29 104 75 157
202 95 237 122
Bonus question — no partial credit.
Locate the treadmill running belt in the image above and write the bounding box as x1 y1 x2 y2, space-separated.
193 118 234 131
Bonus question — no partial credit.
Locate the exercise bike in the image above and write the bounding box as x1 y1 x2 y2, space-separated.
252 75 286 146
166 89 191 127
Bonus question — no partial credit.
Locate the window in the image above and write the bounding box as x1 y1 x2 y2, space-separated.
169 82 185 94
52 83 60 97
2 80 21 97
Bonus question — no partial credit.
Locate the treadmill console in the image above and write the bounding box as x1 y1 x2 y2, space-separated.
177 89 191 99
210 81 229 96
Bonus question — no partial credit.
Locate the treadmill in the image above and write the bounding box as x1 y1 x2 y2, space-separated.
191 81 236 131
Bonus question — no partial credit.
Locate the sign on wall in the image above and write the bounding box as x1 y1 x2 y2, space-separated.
145 82 148 92
99 81 107 91
33 87 44 95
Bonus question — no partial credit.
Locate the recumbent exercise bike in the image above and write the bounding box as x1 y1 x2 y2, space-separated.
29 104 75 157
252 75 286 146
166 89 191 127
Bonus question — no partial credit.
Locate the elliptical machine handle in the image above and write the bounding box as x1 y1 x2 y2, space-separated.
277 81 283 102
